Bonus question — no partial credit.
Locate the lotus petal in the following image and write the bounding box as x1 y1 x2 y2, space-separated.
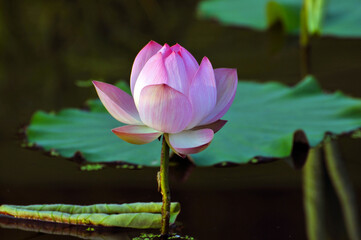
200 68 238 125
194 119 227 133
171 43 199 82
187 57 217 128
134 52 193 106
137 84 192 133
93 81 142 125
157 43 172 58
164 52 190 95
112 125 162 145
130 41 162 94
133 53 168 106
168 128 214 155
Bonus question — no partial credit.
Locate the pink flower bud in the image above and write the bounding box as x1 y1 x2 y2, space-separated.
93 41 237 156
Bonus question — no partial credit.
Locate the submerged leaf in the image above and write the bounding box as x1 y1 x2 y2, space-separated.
198 0 361 38
25 76 361 167
0 203 181 229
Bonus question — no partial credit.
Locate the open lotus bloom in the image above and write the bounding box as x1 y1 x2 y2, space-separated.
93 41 237 157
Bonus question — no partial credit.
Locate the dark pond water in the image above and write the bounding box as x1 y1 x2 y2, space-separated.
1 0 361 239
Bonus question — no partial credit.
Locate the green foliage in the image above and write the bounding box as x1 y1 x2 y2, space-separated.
133 233 195 240
0 203 181 229
323 139 361 239
196 76 361 166
303 0 325 35
198 0 361 37
75 80 99 88
26 107 162 167
80 164 106 171
303 141 361 239
25 76 361 167
322 0 361 37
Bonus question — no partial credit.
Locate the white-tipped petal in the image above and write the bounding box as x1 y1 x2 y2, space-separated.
93 81 141 125
168 129 214 155
137 84 192 133
112 125 162 145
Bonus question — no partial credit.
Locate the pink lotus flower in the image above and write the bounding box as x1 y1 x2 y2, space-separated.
93 41 237 156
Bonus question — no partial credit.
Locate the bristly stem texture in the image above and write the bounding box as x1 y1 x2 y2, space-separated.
160 135 170 236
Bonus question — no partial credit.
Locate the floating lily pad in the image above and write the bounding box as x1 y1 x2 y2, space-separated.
198 0 361 38
0 203 180 229
25 76 361 167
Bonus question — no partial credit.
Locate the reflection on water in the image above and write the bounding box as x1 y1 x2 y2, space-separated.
0 214 147 240
0 0 361 239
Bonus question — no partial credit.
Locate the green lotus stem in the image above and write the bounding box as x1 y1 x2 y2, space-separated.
300 0 326 46
300 0 312 77
300 9 312 77
300 0 326 76
303 147 327 240
324 139 361 240
160 135 171 235
300 43 312 78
